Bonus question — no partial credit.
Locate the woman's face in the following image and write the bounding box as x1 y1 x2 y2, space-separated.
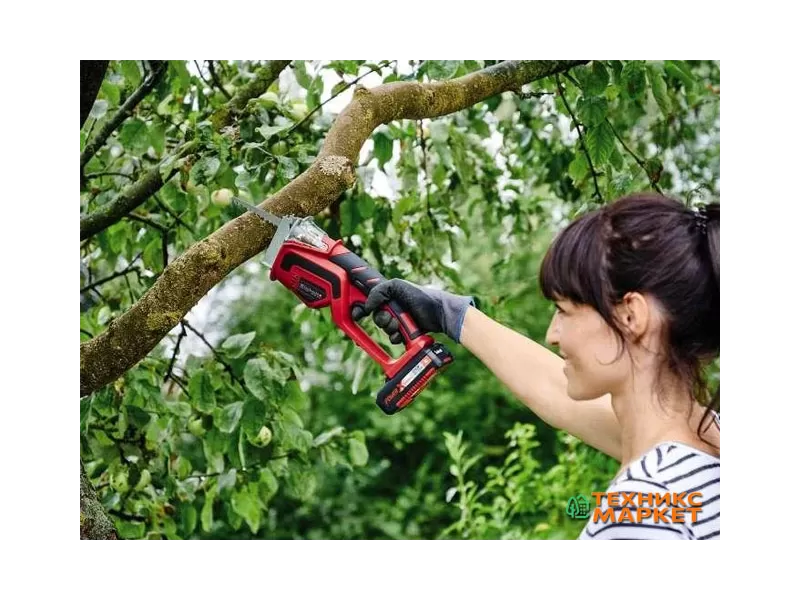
545 298 632 401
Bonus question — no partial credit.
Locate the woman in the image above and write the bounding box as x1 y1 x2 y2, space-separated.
354 193 720 540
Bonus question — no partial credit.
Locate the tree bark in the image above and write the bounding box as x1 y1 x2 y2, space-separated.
80 461 117 539
80 60 586 398
81 61 109 128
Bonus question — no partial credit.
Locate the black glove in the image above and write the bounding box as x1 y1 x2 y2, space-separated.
353 279 477 344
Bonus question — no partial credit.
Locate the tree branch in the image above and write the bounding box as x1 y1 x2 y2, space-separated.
605 118 664 194
164 322 187 382
80 461 118 539
80 61 168 173
182 320 246 389
80 60 587 397
207 60 232 100
79 60 292 242
555 74 603 201
286 61 395 136
81 61 110 128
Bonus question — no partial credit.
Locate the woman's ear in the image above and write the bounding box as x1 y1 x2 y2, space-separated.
617 292 651 341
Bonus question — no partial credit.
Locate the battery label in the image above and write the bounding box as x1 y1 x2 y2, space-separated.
400 355 431 389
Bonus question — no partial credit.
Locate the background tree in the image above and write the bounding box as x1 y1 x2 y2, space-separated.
80 60 720 539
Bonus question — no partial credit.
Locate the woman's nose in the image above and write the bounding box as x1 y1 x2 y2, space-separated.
545 314 560 346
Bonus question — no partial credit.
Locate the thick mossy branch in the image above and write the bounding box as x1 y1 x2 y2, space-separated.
80 59 586 397
80 60 292 242
80 461 117 539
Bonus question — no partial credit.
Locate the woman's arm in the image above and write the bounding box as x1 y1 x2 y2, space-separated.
459 306 622 461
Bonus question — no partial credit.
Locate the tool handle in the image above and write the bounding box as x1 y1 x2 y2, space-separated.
330 249 423 343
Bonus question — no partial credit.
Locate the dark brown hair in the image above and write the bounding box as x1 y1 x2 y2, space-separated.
538 193 720 444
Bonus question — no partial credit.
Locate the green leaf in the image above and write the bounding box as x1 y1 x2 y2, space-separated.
232 485 261 534
426 60 461 80
472 119 490 138
621 61 646 98
583 62 610 96
664 60 695 91
100 80 120 107
116 519 145 539
244 357 272 401
293 61 312 89
259 467 279 500
276 155 299 180
215 469 235 494
348 437 369 467
125 405 151 428
313 426 345 447
214 401 243 434
201 488 216 532
577 96 608 127
256 124 289 142
221 331 256 358
180 503 197 535
373 132 393 169
190 156 221 185
150 122 166 155
286 468 317 502
328 60 361 76
80 397 92 432
120 60 142 87
189 370 216 414
568 153 589 184
241 399 267 440
118 118 149 153
647 66 672 115
585 122 616 166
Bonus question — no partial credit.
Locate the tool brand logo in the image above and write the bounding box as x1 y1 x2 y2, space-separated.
567 492 705 524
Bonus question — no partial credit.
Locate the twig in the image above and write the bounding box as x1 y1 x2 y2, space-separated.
181 320 246 389
80 61 168 173
555 74 603 202
418 119 435 230
605 118 664 194
84 171 136 181
169 373 191 398
152 193 194 233
179 454 295 482
207 61 232 100
80 266 140 293
286 60 396 136
164 322 187 382
124 272 136 305
107 509 147 523
193 60 212 88
126 213 166 232
81 329 94 339
80 251 143 294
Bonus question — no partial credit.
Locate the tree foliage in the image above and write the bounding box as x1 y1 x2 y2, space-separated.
79 60 720 539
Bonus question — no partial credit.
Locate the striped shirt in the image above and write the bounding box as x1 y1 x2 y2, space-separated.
579 416 720 540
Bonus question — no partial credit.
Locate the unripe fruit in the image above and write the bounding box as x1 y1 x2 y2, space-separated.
253 426 273 447
211 188 233 206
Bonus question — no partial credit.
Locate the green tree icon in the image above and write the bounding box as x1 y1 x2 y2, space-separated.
566 494 591 519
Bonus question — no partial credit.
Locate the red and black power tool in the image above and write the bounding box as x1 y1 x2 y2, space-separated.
234 198 454 414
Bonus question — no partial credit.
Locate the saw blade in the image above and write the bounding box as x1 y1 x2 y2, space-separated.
232 196 284 227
